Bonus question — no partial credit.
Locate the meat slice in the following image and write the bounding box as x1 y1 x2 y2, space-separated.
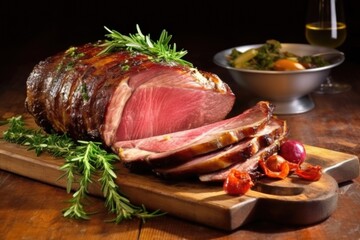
153 118 287 178
199 137 285 182
25 43 235 145
113 101 274 167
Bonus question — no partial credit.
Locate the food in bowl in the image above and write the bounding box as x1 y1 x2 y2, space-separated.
213 41 345 114
227 40 329 71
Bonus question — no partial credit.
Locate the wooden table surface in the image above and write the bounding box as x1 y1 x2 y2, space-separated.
1 45 360 240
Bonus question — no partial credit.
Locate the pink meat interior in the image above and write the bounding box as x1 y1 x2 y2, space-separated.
113 65 235 141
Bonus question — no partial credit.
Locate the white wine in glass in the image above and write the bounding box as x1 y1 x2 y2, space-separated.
305 0 351 94
306 22 346 48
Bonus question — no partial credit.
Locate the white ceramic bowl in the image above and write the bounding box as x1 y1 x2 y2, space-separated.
213 43 345 114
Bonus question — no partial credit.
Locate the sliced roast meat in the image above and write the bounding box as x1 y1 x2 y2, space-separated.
198 137 285 182
153 117 287 178
25 43 235 145
113 101 274 167
24 36 292 185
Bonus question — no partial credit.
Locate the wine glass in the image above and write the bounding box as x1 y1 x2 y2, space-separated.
305 0 351 94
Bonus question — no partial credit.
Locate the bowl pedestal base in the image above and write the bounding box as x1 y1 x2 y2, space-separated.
271 95 314 115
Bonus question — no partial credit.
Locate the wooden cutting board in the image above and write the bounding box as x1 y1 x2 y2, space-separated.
0 116 359 231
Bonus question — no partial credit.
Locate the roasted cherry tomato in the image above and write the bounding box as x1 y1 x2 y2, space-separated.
295 163 322 181
273 59 305 71
287 161 300 172
223 169 254 195
258 155 290 179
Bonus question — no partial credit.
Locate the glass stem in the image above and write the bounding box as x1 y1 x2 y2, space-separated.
324 75 334 87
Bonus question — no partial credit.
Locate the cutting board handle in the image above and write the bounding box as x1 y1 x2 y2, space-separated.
249 173 338 225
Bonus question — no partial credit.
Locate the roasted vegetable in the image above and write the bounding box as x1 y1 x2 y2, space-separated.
258 155 290 180
223 169 254 195
227 39 329 71
273 59 305 71
230 49 258 68
295 163 322 181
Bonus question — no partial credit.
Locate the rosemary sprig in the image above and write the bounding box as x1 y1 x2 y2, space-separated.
3 116 75 157
2 116 164 222
99 24 193 67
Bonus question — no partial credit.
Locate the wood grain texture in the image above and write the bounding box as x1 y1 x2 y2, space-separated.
0 119 358 231
1 33 360 239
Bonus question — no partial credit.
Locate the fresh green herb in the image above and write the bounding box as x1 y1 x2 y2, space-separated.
120 64 130 72
298 55 328 68
57 47 85 72
227 40 282 70
56 62 64 73
3 116 75 157
99 24 193 67
65 61 76 71
81 83 89 101
65 47 85 59
65 47 78 57
2 116 165 222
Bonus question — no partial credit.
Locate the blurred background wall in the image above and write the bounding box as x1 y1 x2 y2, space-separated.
1 0 359 75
